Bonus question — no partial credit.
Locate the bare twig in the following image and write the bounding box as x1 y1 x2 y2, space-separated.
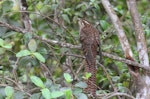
102 52 150 71
76 61 84 77
0 83 31 97
40 63 54 83
27 87 41 94
98 63 121 99
4 77 23 91
0 21 27 33
2 77 32 97
33 35 80 49
98 63 118 91
12 57 20 82
64 53 84 58
101 92 135 99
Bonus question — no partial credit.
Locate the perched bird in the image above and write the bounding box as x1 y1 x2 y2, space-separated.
78 19 100 95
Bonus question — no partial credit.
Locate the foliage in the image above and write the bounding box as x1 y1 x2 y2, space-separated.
0 0 149 98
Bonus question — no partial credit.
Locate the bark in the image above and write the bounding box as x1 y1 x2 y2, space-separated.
101 0 139 73
101 0 147 98
126 0 150 98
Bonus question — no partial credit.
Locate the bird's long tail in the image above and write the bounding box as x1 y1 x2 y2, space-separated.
83 45 97 95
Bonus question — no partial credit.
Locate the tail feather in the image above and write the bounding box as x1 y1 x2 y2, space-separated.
83 44 97 95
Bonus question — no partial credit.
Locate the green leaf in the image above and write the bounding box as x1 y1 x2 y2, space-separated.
64 73 73 83
3 44 12 49
0 38 4 46
23 33 32 46
38 47 48 55
14 91 25 99
36 2 43 10
100 20 110 30
2 0 13 13
30 76 45 88
28 39 37 52
51 4 58 10
2 31 17 38
94 4 100 9
16 50 31 57
75 93 88 99
75 81 87 88
83 72 91 80
62 14 70 24
73 88 82 95
32 52 45 63
18 56 36 67
112 76 120 82
5 86 14 98
64 89 72 99
51 91 64 98
30 93 41 99
0 48 6 55
41 88 51 99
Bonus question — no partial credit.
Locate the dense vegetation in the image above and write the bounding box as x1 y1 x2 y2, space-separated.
0 0 150 98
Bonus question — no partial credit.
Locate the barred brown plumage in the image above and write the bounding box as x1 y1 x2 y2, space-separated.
78 19 100 95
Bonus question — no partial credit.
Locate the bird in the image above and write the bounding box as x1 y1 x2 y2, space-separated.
78 19 100 95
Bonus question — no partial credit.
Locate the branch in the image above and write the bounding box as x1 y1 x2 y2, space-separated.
98 63 120 99
126 1 150 98
101 0 133 59
0 21 27 33
101 92 135 99
0 21 150 71
20 0 32 32
65 52 150 71
126 0 149 66
101 0 140 76
102 52 150 71
33 35 80 49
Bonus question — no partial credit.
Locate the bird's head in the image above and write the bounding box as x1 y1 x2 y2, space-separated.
78 18 90 29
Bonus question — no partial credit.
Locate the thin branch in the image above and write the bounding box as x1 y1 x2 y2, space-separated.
4 77 23 91
75 61 84 78
33 35 80 49
20 0 32 32
12 57 20 82
63 53 84 58
0 21 27 33
0 83 31 97
0 21 80 49
40 63 54 83
101 92 135 99
65 52 150 71
102 52 150 71
98 63 121 99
